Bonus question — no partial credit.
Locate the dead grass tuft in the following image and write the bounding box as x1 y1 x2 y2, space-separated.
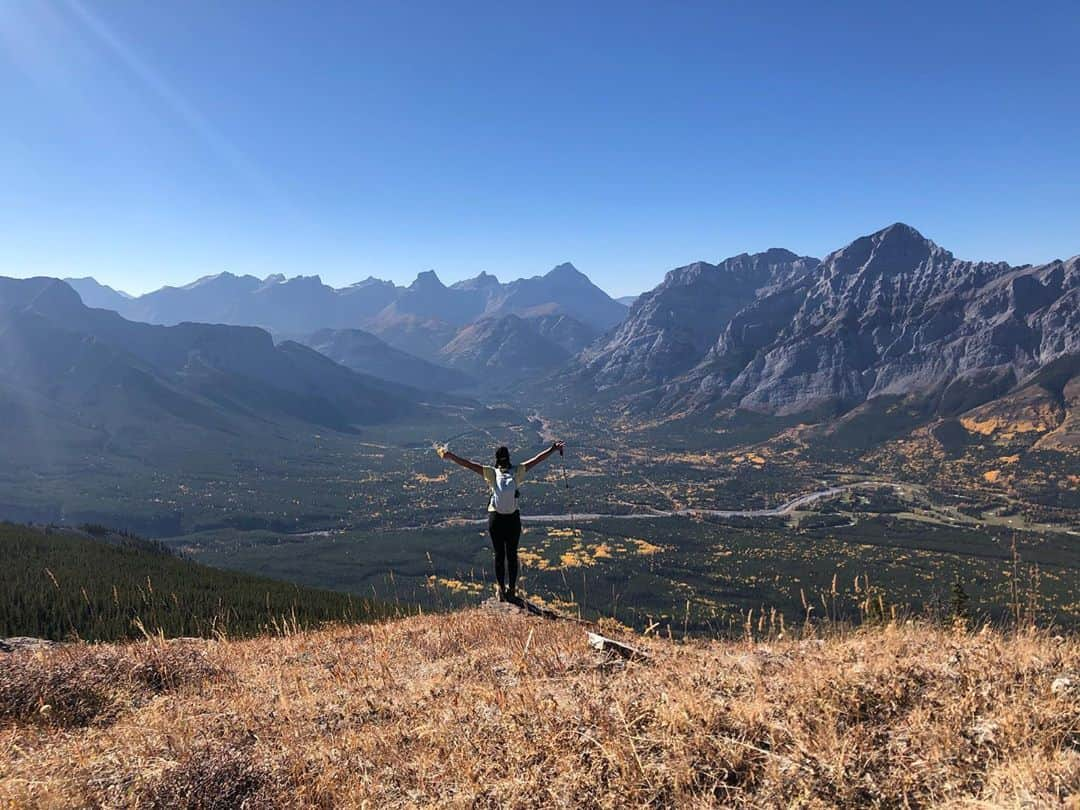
137 740 290 810
0 641 222 729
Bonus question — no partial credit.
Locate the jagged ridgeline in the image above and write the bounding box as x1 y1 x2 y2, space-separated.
0 523 386 642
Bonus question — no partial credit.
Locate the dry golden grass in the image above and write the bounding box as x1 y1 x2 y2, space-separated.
1 612 1078 808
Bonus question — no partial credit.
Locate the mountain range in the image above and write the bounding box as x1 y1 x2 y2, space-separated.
67 263 625 371
3 222 1077 536
681 224 1076 415
49 222 1080 445
0 277 443 468
568 224 1077 433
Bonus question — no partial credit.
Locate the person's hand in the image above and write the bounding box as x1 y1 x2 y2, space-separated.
436 445 448 459
552 440 565 455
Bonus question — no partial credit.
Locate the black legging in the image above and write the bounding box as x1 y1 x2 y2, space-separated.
488 510 521 596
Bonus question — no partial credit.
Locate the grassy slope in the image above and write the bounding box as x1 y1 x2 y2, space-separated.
0 523 386 641
1 610 1077 807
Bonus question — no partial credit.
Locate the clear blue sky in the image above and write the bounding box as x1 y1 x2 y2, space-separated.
2 1 1078 296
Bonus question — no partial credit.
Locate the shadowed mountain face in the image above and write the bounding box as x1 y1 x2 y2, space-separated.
481 263 627 330
437 314 571 380
576 249 819 391
527 313 598 355
0 277 420 443
645 224 1078 417
63 277 133 311
300 328 474 391
376 271 487 326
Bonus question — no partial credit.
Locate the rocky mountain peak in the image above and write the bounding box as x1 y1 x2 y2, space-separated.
1 277 85 317
758 247 801 263
282 274 324 288
410 270 445 290
450 271 501 291
545 262 585 281
346 277 398 291
825 223 950 280
182 271 237 289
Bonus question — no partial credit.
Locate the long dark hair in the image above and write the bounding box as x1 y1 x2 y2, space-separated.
494 446 511 469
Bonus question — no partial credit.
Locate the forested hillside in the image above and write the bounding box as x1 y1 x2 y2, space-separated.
0 524 384 641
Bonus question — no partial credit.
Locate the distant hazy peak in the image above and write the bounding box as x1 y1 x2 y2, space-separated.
282 274 324 286
1 276 85 316
545 262 584 280
64 277 134 299
410 269 445 290
346 276 399 290
451 270 501 290
182 271 232 289
263 274 286 284
178 271 261 291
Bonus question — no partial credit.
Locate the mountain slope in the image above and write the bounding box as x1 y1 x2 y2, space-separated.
0 277 420 438
123 272 267 326
577 249 819 391
64 277 133 311
0 523 382 641
374 270 486 326
672 224 1078 416
437 314 570 379
527 312 598 355
483 263 627 329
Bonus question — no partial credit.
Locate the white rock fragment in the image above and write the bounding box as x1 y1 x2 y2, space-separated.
970 718 999 746
1051 676 1074 696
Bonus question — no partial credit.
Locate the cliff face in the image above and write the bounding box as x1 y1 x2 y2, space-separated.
577 249 819 391
652 224 1077 416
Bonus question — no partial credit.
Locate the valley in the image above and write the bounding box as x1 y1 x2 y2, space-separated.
157 402 1080 634
2 223 1077 637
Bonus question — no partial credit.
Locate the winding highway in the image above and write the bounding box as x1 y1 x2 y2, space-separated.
518 481 892 524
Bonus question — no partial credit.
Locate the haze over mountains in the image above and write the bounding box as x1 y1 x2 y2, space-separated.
302 328 474 391
67 262 624 370
43 222 1080 443
0 276 442 465
3 221 1077 536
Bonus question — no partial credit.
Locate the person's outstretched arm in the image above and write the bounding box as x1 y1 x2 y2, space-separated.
437 447 486 476
522 441 565 472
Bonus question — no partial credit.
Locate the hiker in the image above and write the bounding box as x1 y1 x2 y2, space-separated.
438 441 565 602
